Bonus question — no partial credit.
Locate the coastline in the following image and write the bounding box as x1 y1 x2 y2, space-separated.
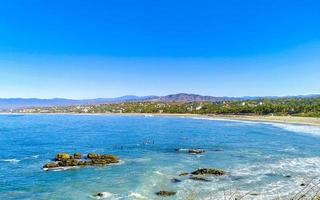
1 112 320 126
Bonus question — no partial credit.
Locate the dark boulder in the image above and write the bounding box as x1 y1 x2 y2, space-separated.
188 149 205 154
191 168 225 176
171 178 182 183
156 191 176 196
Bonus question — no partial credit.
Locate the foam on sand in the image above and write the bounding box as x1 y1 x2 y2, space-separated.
270 123 320 136
190 116 320 136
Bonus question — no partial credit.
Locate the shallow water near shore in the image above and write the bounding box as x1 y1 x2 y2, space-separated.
1 115 320 199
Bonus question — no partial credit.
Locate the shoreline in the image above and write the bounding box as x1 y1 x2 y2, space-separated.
1 112 320 126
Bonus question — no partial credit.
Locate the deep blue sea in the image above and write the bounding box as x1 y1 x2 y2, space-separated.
1 114 320 200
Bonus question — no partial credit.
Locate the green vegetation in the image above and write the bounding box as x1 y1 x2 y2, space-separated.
16 98 320 117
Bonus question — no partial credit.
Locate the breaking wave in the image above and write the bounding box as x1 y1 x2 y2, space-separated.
0 159 20 163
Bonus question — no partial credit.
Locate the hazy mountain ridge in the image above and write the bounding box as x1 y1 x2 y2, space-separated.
0 93 319 109
0 95 157 109
150 93 243 102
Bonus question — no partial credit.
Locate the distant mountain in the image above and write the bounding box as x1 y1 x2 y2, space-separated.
0 93 319 110
0 95 157 110
149 93 241 102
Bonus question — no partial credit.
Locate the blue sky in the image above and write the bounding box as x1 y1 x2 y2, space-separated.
0 0 319 98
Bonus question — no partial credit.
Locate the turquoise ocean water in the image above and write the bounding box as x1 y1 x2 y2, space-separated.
1 114 320 199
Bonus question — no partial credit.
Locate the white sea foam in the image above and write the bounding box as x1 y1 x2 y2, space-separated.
128 192 146 199
23 155 40 160
233 157 320 177
154 170 166 176
43 166 80 171
162 156 320 199
31 155 39 158
0 159 20 163
270 123 320 136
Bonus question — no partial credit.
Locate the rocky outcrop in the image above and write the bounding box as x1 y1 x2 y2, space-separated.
55 153 71 161
156 191 176 196
73 153 81 159
175 148 205 154
43 153 119 170
191 168 225 176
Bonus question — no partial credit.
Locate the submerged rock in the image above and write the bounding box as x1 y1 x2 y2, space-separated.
189 176 211 182
212 148 223 152
191 168 226 176
43 152 119 170
171 178 182 183
179 172 189 176
156 191 176 196
249 192 259 196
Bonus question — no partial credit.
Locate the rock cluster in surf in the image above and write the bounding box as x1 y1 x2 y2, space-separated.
176 168 226 183
175 148 205 154
43 153 119 170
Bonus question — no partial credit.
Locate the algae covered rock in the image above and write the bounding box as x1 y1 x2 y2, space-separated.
191 168 225 176
100 155 119 163
156 191 176 196
61 159 79 166
43 162 59 169
43 152 120 170
55 153 71 161
73 153 81 159
88 153 119 164
87 153 100 159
